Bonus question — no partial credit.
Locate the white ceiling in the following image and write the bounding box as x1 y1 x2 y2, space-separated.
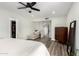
0 2 73 18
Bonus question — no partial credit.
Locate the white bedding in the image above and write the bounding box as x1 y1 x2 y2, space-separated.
0 39 50 56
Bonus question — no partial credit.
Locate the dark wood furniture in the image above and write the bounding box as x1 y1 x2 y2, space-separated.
55 27 68 44
67 21 76 56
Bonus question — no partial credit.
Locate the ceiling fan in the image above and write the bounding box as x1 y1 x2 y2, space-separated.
18 2 40 13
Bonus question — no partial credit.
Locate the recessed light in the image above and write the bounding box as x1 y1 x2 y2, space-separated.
52 11 56 14
31 15 34 17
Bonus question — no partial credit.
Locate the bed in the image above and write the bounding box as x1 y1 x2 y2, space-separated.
0 38 50 56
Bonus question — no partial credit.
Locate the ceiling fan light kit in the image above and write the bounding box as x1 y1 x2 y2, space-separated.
29 11 32 13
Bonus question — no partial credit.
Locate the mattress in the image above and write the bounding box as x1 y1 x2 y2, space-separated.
0 38 50 56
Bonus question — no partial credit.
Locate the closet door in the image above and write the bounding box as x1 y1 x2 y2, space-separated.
11 20 16 38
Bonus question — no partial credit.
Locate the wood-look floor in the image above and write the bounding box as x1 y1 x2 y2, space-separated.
31 37 68 56
48 41 68 56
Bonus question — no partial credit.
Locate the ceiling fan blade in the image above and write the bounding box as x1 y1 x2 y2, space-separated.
31 7 40 11
31 2 36 6
18 7 26 9
19 2 26 6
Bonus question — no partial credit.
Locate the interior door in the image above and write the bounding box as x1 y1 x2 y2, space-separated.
55 27 68 44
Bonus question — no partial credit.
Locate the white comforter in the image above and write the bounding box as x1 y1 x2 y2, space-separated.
0 39 50 56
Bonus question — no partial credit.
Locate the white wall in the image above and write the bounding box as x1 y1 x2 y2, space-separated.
0 7 32 39
66 2 79 55
19 17 32 39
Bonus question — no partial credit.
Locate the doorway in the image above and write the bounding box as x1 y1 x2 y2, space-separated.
11 20 16 38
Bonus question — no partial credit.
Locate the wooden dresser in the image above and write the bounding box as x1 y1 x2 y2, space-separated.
55 27 68 44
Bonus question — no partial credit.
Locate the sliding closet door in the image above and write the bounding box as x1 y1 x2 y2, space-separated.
11 20 16 38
